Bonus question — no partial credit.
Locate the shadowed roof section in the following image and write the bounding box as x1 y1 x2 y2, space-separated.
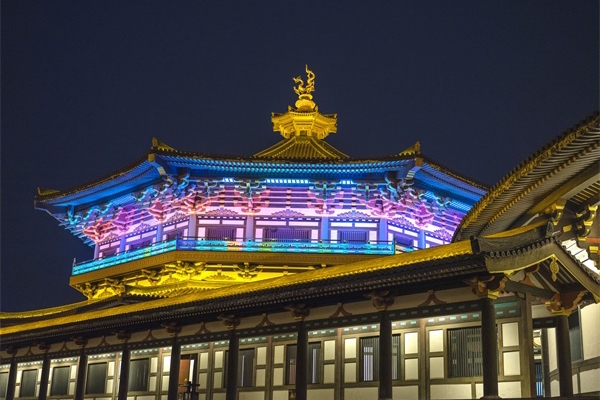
454 112 600 241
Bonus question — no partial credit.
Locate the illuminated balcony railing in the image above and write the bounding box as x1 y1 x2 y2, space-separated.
72 237 395 276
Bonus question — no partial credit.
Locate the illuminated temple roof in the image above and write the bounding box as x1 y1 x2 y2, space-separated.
2 67 599 350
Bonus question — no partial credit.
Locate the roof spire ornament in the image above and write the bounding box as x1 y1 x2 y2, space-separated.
293 65 317 111
255 66 347 159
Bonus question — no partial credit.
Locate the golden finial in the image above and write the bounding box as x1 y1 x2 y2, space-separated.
293 65 316 111
293 65 315 96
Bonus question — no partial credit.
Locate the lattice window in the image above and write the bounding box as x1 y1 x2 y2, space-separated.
359 335 401 381
206 227 236 240
339 230 368 243
448 327 483 377
263 228 310 242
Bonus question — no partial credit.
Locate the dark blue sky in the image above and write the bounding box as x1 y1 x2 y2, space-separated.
2 1 598 311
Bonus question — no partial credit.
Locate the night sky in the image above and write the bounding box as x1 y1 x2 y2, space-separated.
1 1 598 312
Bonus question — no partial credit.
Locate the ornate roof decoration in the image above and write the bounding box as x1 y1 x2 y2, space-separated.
431 228 453 241
151 137 176 151
165 211 188 224
336 210 371 219
204 208 239 217
271 209 305 218
132 222 151 234
399 141 421 157
391 216 417 229
255 65 349 160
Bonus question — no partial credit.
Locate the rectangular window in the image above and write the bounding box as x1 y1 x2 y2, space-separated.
359 335 401 382
448 327 483 377
361 336 379 381
535 361 544 397
0 372 8 398
128 359 149 391
50 366 70 396
339 230 368 243
285 343 322 385
238 349 254 387
20 369 37 397
308 342 321 384
286 344 297 385
165 228 185 241
86 363 107 394
392 334 401 380
206 227 236 240
263 228 311 242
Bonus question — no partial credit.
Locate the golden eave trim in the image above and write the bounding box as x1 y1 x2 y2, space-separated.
457 113 600 238
1 241 473 336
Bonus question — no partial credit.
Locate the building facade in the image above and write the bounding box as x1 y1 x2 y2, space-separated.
1 69 599 400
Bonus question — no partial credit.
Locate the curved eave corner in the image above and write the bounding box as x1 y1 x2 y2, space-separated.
454 112 600 242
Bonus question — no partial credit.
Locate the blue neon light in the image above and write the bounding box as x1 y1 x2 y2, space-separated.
72 238 395 275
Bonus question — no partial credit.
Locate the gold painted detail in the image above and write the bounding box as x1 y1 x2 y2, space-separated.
234 263 262 280
549 256 560 282
545 202 565 226
293 65 316 110
545 291 586 315
73 260 309 300
575 204 598 240
469 275 508 300
262 65 339 149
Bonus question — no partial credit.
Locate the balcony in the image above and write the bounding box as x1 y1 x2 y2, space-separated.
72 237 396 276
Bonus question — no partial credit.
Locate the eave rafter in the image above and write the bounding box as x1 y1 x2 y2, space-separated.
472 226 600 304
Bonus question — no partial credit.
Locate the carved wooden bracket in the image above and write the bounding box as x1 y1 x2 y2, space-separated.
575 204 597 240
545 291 586 316
161 322 182 336
72 336 88 347
365 290 395 311
5 347 18 356
36 342 51 352
470 275 508 300
285 304 310 321
218 314 241 330
113 330 131 342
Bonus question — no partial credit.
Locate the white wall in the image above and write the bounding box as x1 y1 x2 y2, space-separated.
581 303 600 360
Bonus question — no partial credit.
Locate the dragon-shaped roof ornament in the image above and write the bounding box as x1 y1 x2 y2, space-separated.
293 65 317 111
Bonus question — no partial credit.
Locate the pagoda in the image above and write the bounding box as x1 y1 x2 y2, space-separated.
1 68 598 400
33 66 485 301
